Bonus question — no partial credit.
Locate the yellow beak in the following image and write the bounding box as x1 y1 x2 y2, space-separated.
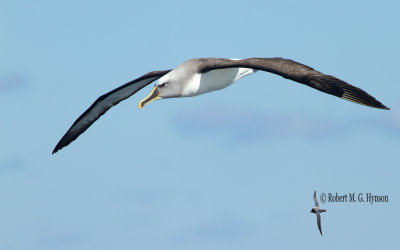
139 86 159 109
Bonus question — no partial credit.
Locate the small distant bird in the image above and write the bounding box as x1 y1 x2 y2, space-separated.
310 190 327 235
52 58 389 153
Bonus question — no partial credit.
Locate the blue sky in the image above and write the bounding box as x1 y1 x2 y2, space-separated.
1 0 399 249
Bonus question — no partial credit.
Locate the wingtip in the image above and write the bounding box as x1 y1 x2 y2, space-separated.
376 105 390 110
374 101 390 110
52 144 63 154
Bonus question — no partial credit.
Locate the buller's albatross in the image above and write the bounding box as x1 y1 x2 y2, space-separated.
310 190 327 236
52 58 389 153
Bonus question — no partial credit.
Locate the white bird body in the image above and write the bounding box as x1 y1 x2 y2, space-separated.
180 67 257 97
157 59 257 97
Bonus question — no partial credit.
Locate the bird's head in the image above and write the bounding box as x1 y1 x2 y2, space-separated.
138 72 186 109
310 208 315 213
139 60 200 109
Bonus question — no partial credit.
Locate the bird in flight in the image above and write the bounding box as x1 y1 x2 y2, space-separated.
52 57 389 153
310 190 327 235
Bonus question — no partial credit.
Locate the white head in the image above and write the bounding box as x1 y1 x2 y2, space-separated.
138 60 198 109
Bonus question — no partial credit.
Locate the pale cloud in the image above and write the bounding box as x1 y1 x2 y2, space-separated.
0 73 29 93
174 216 253 241
37 232 90 249
0 157 27 173
171 103 399 143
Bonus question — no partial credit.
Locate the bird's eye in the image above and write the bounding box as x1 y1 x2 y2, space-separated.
159 82 168 88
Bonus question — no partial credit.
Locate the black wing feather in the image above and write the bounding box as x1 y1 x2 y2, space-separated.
52 70 170 154
198 58 389 110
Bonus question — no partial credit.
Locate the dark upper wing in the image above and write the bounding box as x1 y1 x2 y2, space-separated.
313 190 319 207
197 58 389 110
52 70 171 154
317 213 323 236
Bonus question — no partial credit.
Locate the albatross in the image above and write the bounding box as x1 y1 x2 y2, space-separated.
52 57 389 153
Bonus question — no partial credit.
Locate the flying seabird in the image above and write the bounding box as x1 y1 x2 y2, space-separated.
310 190 327 235
52 57 389 153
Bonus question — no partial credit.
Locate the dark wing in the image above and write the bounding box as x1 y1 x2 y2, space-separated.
197 58 389 110
313 190 319 207
52 70 171 154
317 213 323 236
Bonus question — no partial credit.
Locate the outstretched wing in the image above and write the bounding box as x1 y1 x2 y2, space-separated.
317 213 323 236
52 70 171 154
197 58 389 110
313 190 319 207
